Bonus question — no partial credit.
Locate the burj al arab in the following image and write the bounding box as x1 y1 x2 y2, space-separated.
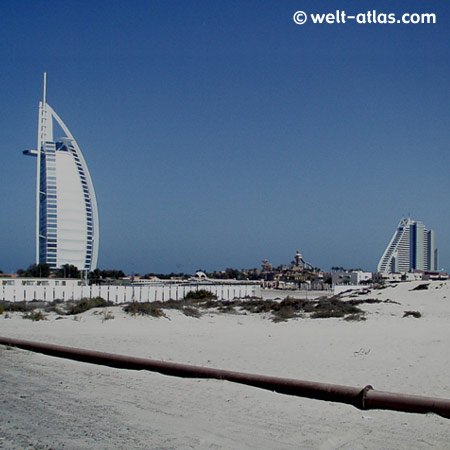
24 73 99 271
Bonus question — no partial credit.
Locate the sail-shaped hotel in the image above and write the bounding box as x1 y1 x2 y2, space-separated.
24 73 99 271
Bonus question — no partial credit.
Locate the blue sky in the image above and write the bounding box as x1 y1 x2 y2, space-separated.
1 0 449 274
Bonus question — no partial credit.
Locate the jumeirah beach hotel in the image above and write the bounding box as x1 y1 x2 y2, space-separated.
377 217 438 274
24 73 99 271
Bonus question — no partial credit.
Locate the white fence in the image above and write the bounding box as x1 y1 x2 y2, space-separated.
1 282 261 303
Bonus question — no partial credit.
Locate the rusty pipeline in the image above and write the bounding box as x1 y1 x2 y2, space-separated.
1 336 449 419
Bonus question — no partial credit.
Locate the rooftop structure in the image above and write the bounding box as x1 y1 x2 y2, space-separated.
24 73 99 271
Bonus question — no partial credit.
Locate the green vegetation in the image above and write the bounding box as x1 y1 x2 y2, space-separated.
184 289 218 301
207 268 246 280
101 309 115 321
403 310 422 318
89 269 126 281
123 302 166 318
56 264 81 279
17 263 51 278
142 272 189 280
344 314 367 322
182 306 202 318
115 294 371 323
224 295 368 322
0 301 36 312
43 300 66 315
1 288 379 323
330 266 362 272
66 297 113 315
15 263 84 279
310 298 363 319
22 311 46 321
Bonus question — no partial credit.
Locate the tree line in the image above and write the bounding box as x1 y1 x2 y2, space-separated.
15 264 125 280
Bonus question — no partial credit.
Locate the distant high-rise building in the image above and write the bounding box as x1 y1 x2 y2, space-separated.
23 73 99 271
377 218 438 273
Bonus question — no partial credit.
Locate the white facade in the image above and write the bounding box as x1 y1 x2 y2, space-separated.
24 74 99 271
331 271 373 286
331 272 351 285
377 272 424 282
350 271 373 285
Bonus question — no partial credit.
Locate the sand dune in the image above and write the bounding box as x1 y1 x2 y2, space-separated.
1 279 449 449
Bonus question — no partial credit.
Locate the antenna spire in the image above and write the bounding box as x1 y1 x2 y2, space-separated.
43 72 47 104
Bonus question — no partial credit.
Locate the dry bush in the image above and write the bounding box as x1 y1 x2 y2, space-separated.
310 298 364 320
403 310 422 318
123 302 166 318
411 284 429 291
183 307 202 318
344 314 366 322
184 290 218 301
66 297 113 315
0 301 35 313
102 309 115 322
22 311 46 321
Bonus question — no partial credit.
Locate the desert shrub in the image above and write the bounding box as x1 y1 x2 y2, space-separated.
199 295 369 322
201 299 219 308
239 299 277 314
356 289 371 296
160 299 186 309
102 310 115 322
344 314 366 322
143 299 198 311
347 298 382 306
23 311 46 321
311 298 363 319
403 310 422 318
184 289 217 301
217 303 236 314
311 309 345 319
183 306 202 318
0 301 35 312
44 300 66 314
272 305 297 322
123 302 166 318
269 297 307 321
66 297 113 315
371 280 386 289
383 298 401 305
411 284 429 291
286 297 315 313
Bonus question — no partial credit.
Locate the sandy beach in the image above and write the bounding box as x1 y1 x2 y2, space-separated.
1 279 449 449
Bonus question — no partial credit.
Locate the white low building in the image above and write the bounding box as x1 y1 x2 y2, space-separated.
331 271 373 286
350 271 373 285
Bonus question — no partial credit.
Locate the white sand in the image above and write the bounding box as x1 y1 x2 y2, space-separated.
1 279 449 449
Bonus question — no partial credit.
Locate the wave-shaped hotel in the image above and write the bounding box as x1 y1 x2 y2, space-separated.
377 217 438 274
24 73 99 272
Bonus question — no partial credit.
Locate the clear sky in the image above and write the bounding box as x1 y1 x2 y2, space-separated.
1 0 449 275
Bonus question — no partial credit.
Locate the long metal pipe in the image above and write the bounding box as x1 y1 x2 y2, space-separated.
1 336 449 419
